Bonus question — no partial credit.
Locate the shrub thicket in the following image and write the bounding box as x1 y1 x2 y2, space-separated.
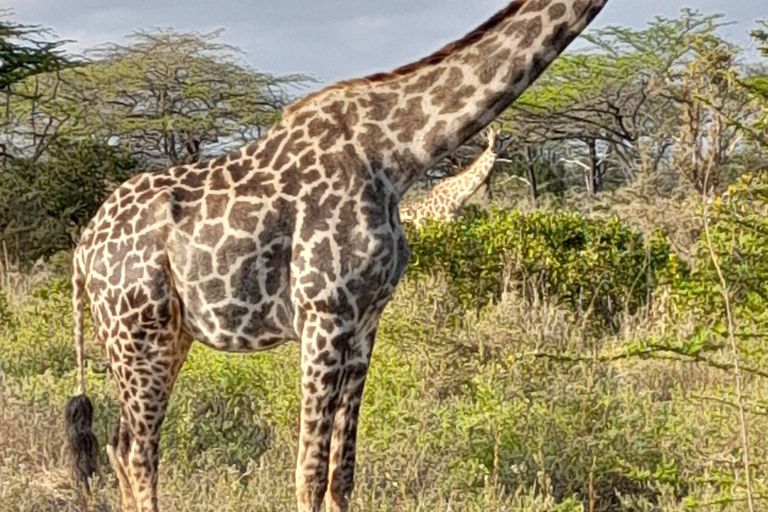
677 173 768 319
668 173 768 370
404 206 683 330
0 138 139 265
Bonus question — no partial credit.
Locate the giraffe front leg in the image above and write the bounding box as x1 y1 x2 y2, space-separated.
295 318 356 512
325 326 376 512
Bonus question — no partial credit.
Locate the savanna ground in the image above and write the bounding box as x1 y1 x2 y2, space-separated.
2 170 768 512
3 7 768 512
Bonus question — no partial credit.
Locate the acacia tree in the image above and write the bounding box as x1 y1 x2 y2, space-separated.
0 15 76 162
753 20 768 55
84 29 312 167
0 17 71 88
16 29 312 169
664 34 756 194
744 21 768 147
500 10 754 198
503 51 658 194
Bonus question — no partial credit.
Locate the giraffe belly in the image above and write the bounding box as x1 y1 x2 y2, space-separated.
170 239 297 353
183 298 296 353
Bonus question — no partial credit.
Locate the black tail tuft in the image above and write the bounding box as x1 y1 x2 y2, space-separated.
65 394 99 490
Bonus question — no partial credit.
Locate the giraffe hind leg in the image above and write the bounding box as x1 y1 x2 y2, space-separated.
294 311 379 512
105 341 138 511
294 318 353 512
107 328 192 512
98 259 192 512
107 426 137 512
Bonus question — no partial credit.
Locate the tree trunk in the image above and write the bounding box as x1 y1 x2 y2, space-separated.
483 171 494 201
526 146 539 206
587 139 603 195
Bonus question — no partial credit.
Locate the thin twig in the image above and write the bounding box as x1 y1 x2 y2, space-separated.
702 163 755 512
529 348 768 380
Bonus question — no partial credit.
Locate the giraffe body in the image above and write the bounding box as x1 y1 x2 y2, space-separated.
65 1 610 511
401 129 497 226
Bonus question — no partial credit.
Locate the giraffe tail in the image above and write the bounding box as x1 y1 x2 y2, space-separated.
64 254 99 491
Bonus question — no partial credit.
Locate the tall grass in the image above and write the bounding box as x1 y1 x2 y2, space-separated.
1 266 766 511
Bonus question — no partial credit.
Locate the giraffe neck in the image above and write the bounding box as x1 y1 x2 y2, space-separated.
435 143 497 213
279 0 608 198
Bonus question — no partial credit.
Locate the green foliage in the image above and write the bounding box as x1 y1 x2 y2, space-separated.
746 21 768 146
51 29 312 166
0 277 73 379
748 75 768 102
0 292 12 327
675 173 768 336
404 207 681 329
0 138 139 264
753 20 768 57
0 16 74 89
163 343 300 472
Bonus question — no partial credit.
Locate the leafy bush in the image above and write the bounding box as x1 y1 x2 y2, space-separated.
673 173 768 349
0 138 139 265
404 206 683 329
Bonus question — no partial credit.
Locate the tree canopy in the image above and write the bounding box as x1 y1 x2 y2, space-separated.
6 28 312 168
0 15 73 89
0 15 77 162
498 10 763 197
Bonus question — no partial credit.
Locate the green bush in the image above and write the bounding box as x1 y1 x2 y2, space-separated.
404 206 683 329
673 173 768 355
680 173 768 312
0 138 139 265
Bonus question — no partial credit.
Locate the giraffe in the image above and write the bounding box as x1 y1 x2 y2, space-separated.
64 1 610 511
401 129 498 226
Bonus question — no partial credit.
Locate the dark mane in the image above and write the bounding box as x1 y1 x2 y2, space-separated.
283 0 528 116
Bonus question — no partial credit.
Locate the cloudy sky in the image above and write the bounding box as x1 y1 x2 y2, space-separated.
4 0 765 85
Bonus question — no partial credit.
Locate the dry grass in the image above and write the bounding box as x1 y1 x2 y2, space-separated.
1 264 767 511
0 385 110 511
0 248 52 308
